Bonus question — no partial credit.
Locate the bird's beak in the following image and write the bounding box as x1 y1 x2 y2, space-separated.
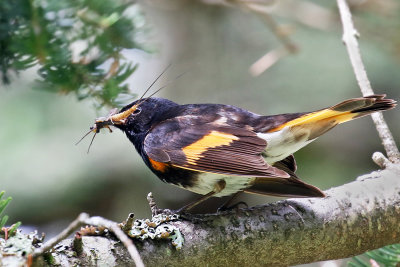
92 103 139 133
109 104 139 123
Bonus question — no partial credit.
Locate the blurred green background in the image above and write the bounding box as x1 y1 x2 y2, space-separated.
1 0 399 251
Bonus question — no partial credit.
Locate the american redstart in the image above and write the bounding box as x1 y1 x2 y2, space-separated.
80 94 396 212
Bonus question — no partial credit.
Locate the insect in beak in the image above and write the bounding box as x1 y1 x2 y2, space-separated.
76 108 120 153
76 104 142 153
76 63 174 153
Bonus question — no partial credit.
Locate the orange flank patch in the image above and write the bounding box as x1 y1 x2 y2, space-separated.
182 131 238 164
268 109 358 132
148 157 168 172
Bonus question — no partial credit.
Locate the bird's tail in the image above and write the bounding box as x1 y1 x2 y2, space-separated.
267 94 396 139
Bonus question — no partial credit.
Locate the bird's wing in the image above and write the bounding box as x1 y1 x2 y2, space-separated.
143 116 289 178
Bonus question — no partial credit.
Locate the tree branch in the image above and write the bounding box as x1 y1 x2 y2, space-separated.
32 213 144 267
336 0 400 164
26 166 400 266
246 5 299 76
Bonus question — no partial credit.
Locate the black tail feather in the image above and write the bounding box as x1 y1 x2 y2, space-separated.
331 94 396 114
244 177 325 198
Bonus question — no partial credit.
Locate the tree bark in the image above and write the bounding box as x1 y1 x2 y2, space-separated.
24 165 399 266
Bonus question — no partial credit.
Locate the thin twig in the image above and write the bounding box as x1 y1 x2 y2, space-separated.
32 213 89 257
245 5 298 76
201 0 298 75
84 216 145 267
122 213 135 233
372 152 392 169
147 192 159 217
249 47 289 76
32 213 145 267
253 10 298 54
336 0 400 164
272 0 336 31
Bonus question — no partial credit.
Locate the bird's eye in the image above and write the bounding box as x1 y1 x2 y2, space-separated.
133 107 141 115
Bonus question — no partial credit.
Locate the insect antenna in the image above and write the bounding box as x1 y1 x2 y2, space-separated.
136 63 172 104
143 71 187 101
75 128 95 146
87 132 97 154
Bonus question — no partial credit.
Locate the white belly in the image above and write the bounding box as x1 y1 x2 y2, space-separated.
257 127 313 164
183 172 255 197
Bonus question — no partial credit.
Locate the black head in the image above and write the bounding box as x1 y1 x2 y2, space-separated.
115 97 179 136
78 97 179 154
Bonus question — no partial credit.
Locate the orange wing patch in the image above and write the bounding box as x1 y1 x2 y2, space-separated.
181 131 239 164
149 157 168 172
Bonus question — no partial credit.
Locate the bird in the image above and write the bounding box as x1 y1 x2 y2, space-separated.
82 94 396 213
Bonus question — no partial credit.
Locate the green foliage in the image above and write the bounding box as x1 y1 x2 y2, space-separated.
0 191 21 237
0 0 148 107
0 191 12 229
349 244 400 267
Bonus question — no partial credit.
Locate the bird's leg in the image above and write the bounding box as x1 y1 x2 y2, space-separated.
217 191 248 212
175 180 226 214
